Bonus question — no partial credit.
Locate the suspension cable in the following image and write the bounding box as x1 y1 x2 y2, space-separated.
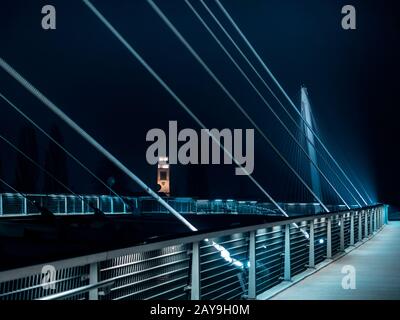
184 0 352 209
214 0 368 206
0 133 101 212
0 92 130 211
196 0 361 208
146 0 330 212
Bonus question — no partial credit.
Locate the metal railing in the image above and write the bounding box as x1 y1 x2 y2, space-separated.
0 204 388 300
0 193 133 215
0 193 358 217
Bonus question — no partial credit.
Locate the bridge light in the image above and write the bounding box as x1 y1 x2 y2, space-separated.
233 260 244 268
319 238 324 244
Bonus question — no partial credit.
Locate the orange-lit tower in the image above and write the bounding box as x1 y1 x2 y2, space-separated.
157 156 170 196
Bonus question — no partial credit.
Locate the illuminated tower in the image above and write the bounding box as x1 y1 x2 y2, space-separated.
301 86 322 202
157 156 170 196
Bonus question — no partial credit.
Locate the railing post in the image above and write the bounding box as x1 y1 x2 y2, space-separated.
327 217 332 259
364 211 368 238
64 196 68 214
382 207 385 226
384 205 389 224
23 197 27 215
248 231 256 299
96 196 100 211
350 212 355 246
358 211 362 242
340 215 345 252
89 262 99 300
374 210 377 231
308 219 315 268
0 194 3 215
81 198 84 213
191 241 200 300
110 197 114 214
283 224 291 281
370 210 373 235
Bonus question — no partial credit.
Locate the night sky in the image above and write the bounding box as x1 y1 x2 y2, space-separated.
0 1 399 208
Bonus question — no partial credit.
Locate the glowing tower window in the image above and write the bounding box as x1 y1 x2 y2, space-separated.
157 156 170 196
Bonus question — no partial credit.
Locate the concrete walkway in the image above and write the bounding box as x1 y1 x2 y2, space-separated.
272 222 400 300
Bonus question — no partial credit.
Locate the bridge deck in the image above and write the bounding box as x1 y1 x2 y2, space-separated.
272 221 400 300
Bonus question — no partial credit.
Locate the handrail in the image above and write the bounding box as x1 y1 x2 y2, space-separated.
39 281 115 301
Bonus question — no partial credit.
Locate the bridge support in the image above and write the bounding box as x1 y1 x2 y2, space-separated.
350 213 355 246
358 212 362 242
326 218 332 259
89 262 99 300
384 205 389 224
23 197 27 215
364 211 368 238
370 210 373 235
64 196 68 214
284 224 291 281
340 215 345 252
308 220 315 268
191 241 200 300
301 87 323 205
248 231 256 299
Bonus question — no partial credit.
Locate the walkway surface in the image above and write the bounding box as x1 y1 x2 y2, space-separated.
272 221 400 300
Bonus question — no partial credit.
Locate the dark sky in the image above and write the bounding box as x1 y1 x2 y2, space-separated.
0 0 399 207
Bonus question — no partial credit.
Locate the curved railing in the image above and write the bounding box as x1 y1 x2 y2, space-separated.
0 204 387 300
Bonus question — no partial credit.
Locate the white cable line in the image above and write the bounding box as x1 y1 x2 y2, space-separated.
82 0 309 241
0 133 96 211
146 0 330 212
214 0 369 206
198 0 361 208
0 58 198 232
80 0 291 220
184 0 351 210
0 92 130 210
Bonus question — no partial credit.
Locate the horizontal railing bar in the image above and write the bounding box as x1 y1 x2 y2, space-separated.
100 249 188 272
101 258 190 282
114 275 188 301
108 266 188 292
256 268 282 283
39 280 115 300
143 283 188 301
0 273 84 298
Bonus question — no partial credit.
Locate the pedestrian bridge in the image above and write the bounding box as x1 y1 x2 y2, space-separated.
0 204 390 300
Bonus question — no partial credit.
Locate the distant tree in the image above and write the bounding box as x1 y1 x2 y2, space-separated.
43 125 69 193
15 125 40 193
